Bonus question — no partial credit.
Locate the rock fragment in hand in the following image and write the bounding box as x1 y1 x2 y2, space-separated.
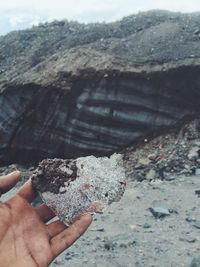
31 154 126 225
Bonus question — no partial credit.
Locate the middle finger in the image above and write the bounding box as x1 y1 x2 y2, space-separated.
35 203 55 222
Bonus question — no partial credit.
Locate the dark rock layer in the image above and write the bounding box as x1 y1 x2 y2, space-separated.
0 11 200 164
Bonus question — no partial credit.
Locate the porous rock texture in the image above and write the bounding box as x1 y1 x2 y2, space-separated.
1 10 200 164
31 154 126 224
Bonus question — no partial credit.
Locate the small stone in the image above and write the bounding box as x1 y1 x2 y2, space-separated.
186 216 196 223
194 141 200 147
169 208 178 214
162 172 175 181
184 164 191 170
146 169 157 180
194 29 200 35
104 240 115 250
149 206 170 218
96 228 105 232
179 236 196 243
138 157 151 166
195 190 200 197
65 252 73 260
134 164 143 169
186 237 196 243
104 234 136 250
188 147 200 161
143 223 151 229
53 259 63 265
148 154 157 161
195 169 200 176
193 221 200 229
190 257 200 267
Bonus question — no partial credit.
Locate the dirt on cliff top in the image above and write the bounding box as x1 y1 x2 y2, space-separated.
1 10 200 90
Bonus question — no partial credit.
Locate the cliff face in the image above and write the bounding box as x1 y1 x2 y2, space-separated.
1 10 200 164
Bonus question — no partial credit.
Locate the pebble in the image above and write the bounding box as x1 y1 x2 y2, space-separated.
146 169 157 180
104 240 115 250
143 223 151 229
194 29 200 35
65 252 74 260
104 234 137 250
179 236 197 243
163 172 176 181
148 153 157 161
190 257 200 267
97 228 105 232
149 206 170 218
188 147 199 161
195 189 200 197
92 228 105 232
138 158 151 166
53 259 63 265
194 141 200 147
195 169 200 176
186 216 196 223
192 221 200 229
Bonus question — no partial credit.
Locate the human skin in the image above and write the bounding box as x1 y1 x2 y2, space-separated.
0 171 92 267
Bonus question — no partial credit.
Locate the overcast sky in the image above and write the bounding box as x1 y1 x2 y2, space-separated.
1 0 200 35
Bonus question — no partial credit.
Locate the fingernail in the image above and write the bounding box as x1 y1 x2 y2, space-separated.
9 170 21 177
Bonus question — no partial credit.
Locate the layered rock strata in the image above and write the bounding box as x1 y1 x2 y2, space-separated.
0 10 200 164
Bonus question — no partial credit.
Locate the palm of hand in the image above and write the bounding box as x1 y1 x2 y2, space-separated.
0 172 92 267
0 195 53 267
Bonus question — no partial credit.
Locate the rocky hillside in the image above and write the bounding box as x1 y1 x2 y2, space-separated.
0 10 200 164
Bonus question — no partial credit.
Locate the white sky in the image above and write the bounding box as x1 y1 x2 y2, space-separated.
1 0 200 23
0 0 200 35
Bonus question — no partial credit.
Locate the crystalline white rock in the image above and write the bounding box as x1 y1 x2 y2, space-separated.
31 153 126 225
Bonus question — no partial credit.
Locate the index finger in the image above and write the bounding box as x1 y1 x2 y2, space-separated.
0 171 21 194
17 179 37 203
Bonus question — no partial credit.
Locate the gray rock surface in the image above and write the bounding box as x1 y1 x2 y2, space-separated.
43 175 200 266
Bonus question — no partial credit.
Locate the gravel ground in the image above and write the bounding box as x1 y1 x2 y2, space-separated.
48 175 200 267
1 120 200 267
1 170 200 266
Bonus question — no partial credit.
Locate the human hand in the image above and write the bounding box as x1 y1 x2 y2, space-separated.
0 171 92 267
